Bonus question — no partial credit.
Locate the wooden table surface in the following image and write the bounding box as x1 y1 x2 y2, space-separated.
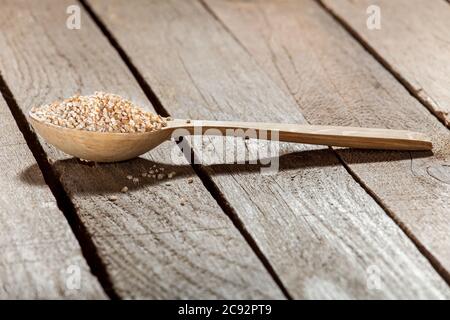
0 0 449 299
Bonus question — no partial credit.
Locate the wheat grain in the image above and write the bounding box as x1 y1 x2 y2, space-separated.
30 92 167 133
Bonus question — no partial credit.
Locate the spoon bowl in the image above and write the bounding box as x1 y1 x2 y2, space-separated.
29 114 173 162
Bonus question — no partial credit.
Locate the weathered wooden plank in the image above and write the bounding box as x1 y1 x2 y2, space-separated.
88 0 450 298
0 93 105 298
320 0 450 127
0 0 283 299
205 0 450 285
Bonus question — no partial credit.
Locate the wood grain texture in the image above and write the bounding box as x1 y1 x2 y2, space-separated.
320 0 450 127
0 0 283 299
88 0 450 298
0 94 105 298
205 0 450 287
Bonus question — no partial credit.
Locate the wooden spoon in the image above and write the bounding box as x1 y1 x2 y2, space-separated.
29 114 432 162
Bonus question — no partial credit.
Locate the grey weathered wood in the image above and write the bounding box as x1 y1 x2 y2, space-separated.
0 0 283 299
0 94 105 298
320 0 450 127
206 0 450 286
88 0 450 298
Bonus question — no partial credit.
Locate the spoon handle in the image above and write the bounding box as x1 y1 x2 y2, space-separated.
168 119 432 151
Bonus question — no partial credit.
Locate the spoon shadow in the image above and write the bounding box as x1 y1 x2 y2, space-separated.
20 148 432 194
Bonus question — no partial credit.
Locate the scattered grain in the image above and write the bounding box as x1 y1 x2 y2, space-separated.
168 171 176 179
108 195 118 202
187 177 194 184
121 186 128 193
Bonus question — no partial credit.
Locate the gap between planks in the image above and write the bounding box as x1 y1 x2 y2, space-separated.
79 0 292 299
84 0 450 299
311 0 450 284
331 147 450 284
0 0 285 299
196 0 450 285
316 0 450 131
198 0 450 287
193 2 447 277
0 69 118 299
3 0 445 298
